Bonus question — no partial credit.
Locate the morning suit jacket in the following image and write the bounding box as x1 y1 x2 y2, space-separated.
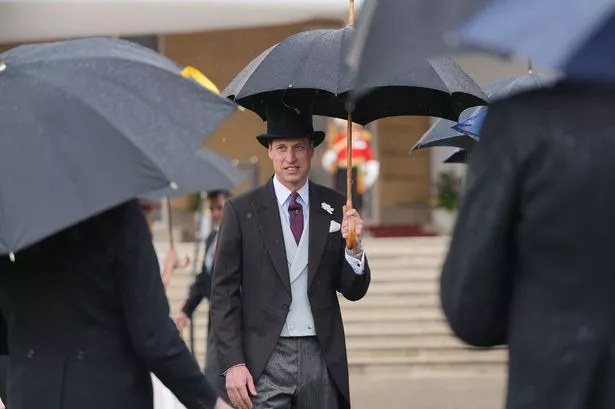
182 230 218 318
210 178 371 407
441 81 615 409
0 200 218 409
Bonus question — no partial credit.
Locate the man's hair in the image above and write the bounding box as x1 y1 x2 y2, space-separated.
267 138 314 148
207 190 231 200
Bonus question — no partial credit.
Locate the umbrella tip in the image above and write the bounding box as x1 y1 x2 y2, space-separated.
9 252 15 262
0 60 6 72
169 181 178 190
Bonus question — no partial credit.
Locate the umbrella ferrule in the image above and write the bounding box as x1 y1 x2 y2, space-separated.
0 60 6 72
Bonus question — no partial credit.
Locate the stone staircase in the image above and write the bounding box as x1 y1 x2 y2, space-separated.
157 236 507 376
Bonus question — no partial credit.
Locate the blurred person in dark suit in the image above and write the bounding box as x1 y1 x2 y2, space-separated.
441 81 615 409
176 190 231 399
0 200 230 409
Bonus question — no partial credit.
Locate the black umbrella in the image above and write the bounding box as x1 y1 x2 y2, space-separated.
346 0 490 93
142 149 246 201
0 37 236 258
444 149 469 164
223 29 486 125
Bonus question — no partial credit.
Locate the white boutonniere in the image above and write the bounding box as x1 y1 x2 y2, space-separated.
321 202 334 215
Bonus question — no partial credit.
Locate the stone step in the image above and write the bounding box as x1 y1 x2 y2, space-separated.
344 322 452 337
364 282 438 295
340 294 440 309
367 260 444 269
341 308 444 323
345 335 472 350
347 350 507 367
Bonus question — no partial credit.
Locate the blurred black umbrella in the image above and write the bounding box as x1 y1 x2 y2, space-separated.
142 149 246 201
0 37 236 258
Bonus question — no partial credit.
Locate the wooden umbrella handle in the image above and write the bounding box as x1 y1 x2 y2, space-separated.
345 112 357 250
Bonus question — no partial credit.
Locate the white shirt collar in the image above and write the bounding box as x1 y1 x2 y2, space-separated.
272 175 309 207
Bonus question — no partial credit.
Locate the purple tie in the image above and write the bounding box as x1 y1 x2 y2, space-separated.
289 192 304 244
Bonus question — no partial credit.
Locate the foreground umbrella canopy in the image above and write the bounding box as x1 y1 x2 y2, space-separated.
0 37 236 256
346 0 490 93
143 149 247 201
459 0 615 81
224 27 487 124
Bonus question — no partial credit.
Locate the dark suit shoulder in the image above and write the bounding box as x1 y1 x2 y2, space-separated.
226 183 268 210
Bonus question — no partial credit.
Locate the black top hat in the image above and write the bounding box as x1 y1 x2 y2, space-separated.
256 99 325 148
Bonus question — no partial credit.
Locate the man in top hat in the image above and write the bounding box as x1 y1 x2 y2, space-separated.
210 99 371 409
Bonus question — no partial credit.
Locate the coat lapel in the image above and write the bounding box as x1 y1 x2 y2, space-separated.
308 182 331 288
256 179 291 295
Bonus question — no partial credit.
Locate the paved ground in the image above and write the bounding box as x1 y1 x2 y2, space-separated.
350 374 506 409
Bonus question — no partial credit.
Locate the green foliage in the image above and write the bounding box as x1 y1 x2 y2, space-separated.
435 170 461 212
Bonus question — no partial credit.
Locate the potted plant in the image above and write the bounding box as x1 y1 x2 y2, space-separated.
431 170 461 234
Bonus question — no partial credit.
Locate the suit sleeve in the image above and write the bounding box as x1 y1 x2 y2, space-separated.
338 253 371 301
210 200 244 374
181 267 211 317
440 102 522 348
114 201 218 409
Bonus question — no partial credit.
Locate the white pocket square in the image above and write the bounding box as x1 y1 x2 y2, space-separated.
329 220 341 233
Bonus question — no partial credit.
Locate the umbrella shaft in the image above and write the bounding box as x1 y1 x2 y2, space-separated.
166 196 175 248
346 112 353 204
348 0 355 26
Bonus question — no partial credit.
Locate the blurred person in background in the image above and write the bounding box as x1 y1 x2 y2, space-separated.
176 190 231 400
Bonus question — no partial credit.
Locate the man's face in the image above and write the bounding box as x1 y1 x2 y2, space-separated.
268 138 314 189
209 194 226 226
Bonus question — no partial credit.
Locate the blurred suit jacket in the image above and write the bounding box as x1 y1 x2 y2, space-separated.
441 81 615 409
0 200 218 409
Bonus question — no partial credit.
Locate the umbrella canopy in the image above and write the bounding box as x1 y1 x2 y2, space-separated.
412 109 480 151
452 107 487 138
346 0 490 93
142 149 247 201
458 0 615 81
224 26 487 124
413 72 560 151
0 37 236 257
444 149 469 164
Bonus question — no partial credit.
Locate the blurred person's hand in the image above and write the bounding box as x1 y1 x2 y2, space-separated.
225 365 257 409
175 311 189 331
0 396 5 409
161 248 190 288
